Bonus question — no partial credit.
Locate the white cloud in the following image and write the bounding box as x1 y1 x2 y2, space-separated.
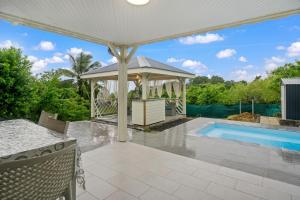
182 59 208 75
36 41 55 51
216 49 236 59
107 57 118 64
45 56 64 64
66 47 91 57
264 56 286 72
239 56 247 62
54 52 64 57
0 40 21 49
28 55 38 63
243 65 254 69
28 54 65 74
276 45 285 50
269 56 285 63
64 54 70 60
31 59 48 74
167 57 185 63
232 69 265 82
179 33 224 45
233 70 248 81
287 42 300 57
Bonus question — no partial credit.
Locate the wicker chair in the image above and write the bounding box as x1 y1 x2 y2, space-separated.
0 144 77 200
38 110 69 134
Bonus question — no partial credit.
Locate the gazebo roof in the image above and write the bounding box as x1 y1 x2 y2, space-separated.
0 0 299 46
81 56 195 80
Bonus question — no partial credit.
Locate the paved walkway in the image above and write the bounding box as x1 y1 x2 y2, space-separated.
77 142 300 200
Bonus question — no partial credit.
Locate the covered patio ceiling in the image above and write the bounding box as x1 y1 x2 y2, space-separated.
0 0 299 46
1 0 299 141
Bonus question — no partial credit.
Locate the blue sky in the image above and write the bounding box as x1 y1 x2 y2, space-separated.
0 14 300 82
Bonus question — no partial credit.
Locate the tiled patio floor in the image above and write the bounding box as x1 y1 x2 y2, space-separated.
77 142 300 200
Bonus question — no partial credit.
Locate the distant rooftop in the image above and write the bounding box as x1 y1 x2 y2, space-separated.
83 56 194 77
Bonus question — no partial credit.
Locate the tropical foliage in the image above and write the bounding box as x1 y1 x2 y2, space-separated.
187 61 300 105
58 52 101 98
0 47 90 121
1 47 299 121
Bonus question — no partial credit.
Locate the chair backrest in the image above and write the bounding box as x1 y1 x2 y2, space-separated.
0 144 76 200
39 110 58 122
38 110 69 134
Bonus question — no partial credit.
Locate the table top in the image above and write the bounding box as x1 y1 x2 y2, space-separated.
0 119 76 160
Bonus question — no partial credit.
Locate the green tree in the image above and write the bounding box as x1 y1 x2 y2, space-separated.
210 75 224 84
58 52 101 98
189 76 210 85
35 70 90 121
0 47 36 119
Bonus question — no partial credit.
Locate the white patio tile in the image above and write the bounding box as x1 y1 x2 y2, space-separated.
137 172 180 194
162 160 198 175
105 190 138 200
110 162 148 178
218 167 263 185
85 163 120 180
134 159 173 176
164 170 210 191
84 176 117 199
193 169 237 188
236 180 292 200
77 192 99 200
262 178 300 196
207 183 260 200
107 174 150 197
80 142 300 200
139 188 179 200
174 185 221 200
193 160 221 173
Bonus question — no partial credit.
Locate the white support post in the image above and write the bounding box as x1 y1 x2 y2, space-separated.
141 73 148 100
182 78 187 115
118 47 128 142
108 44 138 142
90 79 96 118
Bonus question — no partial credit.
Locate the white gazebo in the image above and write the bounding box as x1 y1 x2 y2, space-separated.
81 56 194 126
1 0 299 141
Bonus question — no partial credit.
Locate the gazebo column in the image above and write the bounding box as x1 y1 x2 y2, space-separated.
141 73 148 100
108 44 137 142
90 79 96 118
182 78 187 115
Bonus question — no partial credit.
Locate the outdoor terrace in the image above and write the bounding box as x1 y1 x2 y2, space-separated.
76 141 300 200
67 118 300 200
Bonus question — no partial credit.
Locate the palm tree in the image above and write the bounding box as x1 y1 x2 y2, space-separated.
58 52 101 98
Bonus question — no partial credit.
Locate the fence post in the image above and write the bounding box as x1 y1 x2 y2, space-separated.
239 100 242 114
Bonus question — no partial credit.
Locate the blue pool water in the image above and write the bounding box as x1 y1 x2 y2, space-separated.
198 123 300 151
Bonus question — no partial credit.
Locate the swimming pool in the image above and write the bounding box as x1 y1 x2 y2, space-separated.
197 123 300 151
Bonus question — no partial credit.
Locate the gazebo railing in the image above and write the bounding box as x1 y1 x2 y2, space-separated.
93 85 118 119
165 98 184 114
94 99 118 118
